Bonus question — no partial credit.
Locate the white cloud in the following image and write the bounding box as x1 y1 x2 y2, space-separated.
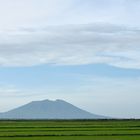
0 23 140 69
0 0 140 28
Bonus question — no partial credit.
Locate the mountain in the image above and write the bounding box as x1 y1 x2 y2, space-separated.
0 99 105 119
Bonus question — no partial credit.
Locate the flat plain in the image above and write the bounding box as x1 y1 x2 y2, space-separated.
0 120 140 140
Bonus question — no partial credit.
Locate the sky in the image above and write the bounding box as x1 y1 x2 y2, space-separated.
0 0 140 118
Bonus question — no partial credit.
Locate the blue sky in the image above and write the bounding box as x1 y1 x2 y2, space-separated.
0 0 140 118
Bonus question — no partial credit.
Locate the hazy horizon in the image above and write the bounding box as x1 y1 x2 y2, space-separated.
0 0 140 118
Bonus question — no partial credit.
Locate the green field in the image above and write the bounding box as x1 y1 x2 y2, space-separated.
0 120 140 140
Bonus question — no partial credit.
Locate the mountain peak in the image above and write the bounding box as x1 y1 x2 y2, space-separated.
37 99 65 102
0 99 105 119
55 99 67 102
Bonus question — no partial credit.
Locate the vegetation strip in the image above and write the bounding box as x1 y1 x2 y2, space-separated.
0 126 140 129
0 133 140 138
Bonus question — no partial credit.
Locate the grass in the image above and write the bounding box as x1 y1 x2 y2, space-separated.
0 119 140 140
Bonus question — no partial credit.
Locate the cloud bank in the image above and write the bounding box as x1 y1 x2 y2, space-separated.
0 23 140 69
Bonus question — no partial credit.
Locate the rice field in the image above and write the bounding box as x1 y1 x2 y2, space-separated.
0 119 140 140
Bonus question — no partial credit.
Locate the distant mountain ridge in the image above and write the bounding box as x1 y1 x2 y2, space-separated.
0 99 105 119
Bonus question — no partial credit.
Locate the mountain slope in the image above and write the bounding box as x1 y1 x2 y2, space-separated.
0 99 105 119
